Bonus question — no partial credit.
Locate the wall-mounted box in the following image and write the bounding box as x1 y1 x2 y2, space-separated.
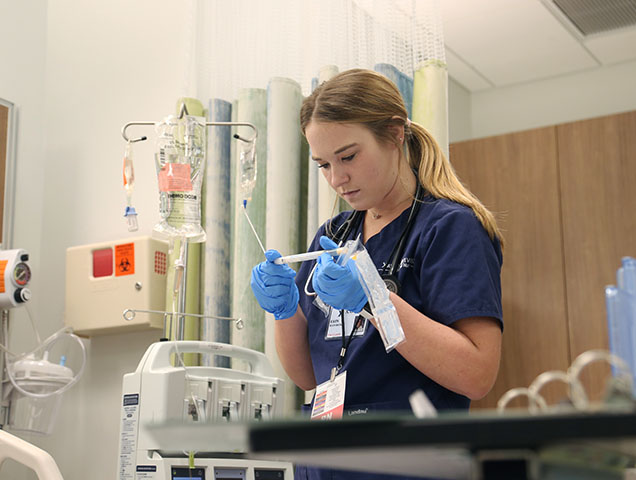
65 236 168 336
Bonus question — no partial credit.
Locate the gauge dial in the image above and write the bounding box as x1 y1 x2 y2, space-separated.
13 262 31 286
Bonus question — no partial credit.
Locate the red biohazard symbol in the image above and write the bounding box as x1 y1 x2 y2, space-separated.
115 243 135 276
119 258 131 273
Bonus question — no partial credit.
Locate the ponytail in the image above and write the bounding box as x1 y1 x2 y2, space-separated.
406 122 504 248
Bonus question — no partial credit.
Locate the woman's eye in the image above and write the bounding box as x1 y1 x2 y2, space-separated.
317 163 329 169
342 153 356 161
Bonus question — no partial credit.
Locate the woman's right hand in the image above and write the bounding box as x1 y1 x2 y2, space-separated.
250 249 299 320
312 236 368 313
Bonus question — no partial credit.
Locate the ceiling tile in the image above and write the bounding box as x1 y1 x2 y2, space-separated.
442 0 598 87
440 0 513 24
445 47 494 91
584 27 636 65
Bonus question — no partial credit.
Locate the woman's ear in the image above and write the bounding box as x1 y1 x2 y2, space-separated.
387 124 405 146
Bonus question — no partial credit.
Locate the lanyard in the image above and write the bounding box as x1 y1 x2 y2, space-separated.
330 310 364 381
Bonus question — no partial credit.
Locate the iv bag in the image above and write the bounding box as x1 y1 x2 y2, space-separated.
122 141 138 232
153 115 207 242
239 139 257 203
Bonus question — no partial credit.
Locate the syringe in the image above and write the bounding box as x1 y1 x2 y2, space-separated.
274 248 344 265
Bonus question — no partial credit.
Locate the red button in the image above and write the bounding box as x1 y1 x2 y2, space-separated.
92 248 113 278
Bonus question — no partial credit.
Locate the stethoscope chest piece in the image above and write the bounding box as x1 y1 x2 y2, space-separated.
382 275 401 295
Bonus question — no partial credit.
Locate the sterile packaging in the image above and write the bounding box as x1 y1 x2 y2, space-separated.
339 239 406 352
153 115 207 242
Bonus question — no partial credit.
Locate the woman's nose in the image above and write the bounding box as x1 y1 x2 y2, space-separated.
328 163 349 188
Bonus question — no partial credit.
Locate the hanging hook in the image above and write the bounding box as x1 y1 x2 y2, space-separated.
121 121 154 143
234 132 256 144
204 121 258 143
121 119 258 144
178 102 190 119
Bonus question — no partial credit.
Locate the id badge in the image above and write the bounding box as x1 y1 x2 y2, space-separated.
311 371 347 420
324 308 367 340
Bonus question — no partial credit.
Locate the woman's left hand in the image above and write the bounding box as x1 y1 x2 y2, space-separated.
312 236 368 313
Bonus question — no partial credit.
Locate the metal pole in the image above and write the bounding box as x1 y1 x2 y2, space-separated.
0 309 9 427
178 241 189 341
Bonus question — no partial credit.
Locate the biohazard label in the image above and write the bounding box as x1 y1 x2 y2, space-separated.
0 260 7 293
158 163 192 192
115 243 135 277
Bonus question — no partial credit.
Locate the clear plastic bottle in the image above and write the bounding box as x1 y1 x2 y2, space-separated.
605 286 632 378
606 256 636 393
619 256 636 295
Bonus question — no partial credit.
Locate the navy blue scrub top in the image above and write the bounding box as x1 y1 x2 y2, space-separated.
295 194 503 414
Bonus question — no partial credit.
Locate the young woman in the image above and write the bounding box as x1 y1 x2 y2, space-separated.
251 69 504 480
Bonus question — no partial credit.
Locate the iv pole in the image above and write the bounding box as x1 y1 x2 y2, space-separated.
121 103 258 144
120 103 257 340
0 310 7 426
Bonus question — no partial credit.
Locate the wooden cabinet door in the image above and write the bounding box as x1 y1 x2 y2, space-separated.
557 111 636 397
450 127 571 409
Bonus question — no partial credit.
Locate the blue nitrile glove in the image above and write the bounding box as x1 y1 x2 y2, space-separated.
251 249 299 320
312 236 368 313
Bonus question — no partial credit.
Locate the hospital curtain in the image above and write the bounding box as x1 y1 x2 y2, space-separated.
184 0 447 412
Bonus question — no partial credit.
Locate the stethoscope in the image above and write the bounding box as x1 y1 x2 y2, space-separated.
327 181 425 297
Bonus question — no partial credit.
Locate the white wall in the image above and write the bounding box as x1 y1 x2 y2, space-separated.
454 59 636 142
37 0 192 477
1 1 192 479
0 0 47 309
0 2 48 476
447 77 472 143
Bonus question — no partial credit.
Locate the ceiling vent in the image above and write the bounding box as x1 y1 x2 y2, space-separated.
543 0 636 37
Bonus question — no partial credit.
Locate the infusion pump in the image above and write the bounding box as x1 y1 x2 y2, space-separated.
118 341 293 480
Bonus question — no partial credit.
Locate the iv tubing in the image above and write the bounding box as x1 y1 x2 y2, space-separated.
173 341 204 422
25 304 42 345
242 203 266 255
3 323 87 399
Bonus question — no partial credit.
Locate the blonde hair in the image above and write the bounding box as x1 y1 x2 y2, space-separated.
300 68 504 247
